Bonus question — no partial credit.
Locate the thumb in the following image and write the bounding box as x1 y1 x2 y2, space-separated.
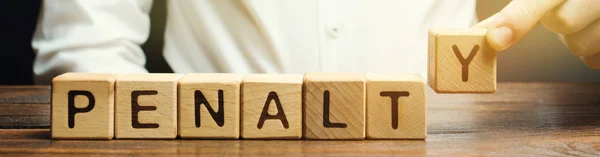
480 0 566 51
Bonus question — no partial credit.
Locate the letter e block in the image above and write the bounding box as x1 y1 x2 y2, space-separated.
428 28 497 93
303 73 365 140
365 74 426 139
241 74 303 139
51 73 117 139
178 73 241 139
115 74 183 139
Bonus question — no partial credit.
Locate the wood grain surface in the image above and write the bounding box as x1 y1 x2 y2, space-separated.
1 83 600 156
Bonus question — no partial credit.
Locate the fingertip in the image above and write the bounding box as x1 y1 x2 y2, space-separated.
486 26 514 51
472 22 489 29
473 14 498 28
472 20 489 28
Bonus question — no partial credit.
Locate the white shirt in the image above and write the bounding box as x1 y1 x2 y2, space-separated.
32 0 477 84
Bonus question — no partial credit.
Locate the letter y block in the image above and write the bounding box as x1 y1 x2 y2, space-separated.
428 28 497 93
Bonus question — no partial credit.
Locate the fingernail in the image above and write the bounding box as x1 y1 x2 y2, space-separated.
490 26 513 50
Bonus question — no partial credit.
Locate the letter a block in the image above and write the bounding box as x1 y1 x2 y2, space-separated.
178 73 241 139
303 73 365 140
365 74 426 139
241 74 303 139
428 28 497 93
115 74 183 139
51 73 117 139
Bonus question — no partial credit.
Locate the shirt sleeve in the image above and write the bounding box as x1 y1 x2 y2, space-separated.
32 0 154 84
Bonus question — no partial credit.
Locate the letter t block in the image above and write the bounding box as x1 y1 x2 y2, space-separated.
365 74 426 139
428 28 497 93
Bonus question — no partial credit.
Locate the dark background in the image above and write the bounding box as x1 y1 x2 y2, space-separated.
1 0 598 85
0 1 40 85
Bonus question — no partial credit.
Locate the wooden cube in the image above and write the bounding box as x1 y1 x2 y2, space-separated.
303 73 365 140
365 74 426 139
51 73 117 139
178 73 242 139
428 28 497 93
115 74 183 139
241 74 303 139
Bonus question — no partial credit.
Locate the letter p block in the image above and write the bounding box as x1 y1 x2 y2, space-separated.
428 28 497 93
51 73 117 139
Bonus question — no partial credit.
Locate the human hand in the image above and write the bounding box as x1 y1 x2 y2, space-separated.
474 0 600 69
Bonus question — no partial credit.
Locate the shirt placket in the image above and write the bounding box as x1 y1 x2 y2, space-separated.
317 0 340 72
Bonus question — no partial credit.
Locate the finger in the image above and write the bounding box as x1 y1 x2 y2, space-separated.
542 0 600 35
484 0 566 51
580 53 600 70
473 14 497 28
561 19 600 57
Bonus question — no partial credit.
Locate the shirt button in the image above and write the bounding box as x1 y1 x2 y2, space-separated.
327 22 341 39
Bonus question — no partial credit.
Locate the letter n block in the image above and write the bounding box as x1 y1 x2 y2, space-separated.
428 28 497 93
241 74 303 139
365 74 426 139
178 73 241 139
52 73 117 139
303 73 365 140
115 74 183 139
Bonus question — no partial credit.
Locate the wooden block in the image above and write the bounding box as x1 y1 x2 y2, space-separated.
428 28 497 93
51 73 117 139
365 74 426 139
303 73 365 140
241 74 303 139
115 74 183 139
178 73 242 139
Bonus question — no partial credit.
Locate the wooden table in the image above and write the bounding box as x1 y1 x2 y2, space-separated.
1 83 599 156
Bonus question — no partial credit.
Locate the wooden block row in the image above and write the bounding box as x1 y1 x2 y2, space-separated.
51 73 426 140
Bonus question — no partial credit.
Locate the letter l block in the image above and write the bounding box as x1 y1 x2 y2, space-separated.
428 28 496 93
115 74 183 139
303 73 365 140
51 73 117 139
